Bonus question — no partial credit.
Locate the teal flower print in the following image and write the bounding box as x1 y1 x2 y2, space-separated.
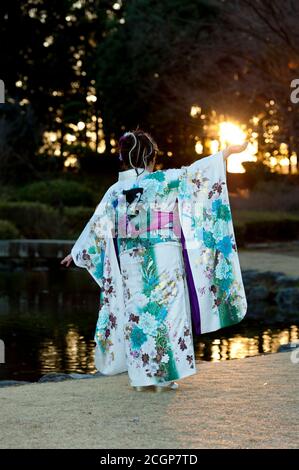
212 199 222 212
142 179 163 202
218 204 231 221
168 179 180 190
203 229 215 249
216 235 232 257
178 179 191 200
156 306 167 322
145 171 165 182
88 245 97 255
213 219 226 242
147 302 161 318
139 312 158 336
212 198 231 221
219 276 232 292
215 256 230 279
131 326 148 350
97 307 110 331
94 257 104 279
191 217 204 241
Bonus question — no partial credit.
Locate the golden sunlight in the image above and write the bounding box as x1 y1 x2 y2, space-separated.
190 105 201 117
219 121 257 173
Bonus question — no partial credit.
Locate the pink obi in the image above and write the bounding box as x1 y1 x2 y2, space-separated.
146 210 181 236
117 209 181 238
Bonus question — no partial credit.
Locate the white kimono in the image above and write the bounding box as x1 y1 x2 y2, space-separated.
71 151 247 386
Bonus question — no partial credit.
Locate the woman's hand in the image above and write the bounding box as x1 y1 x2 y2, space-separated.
223 142 248 160
61 253 73 267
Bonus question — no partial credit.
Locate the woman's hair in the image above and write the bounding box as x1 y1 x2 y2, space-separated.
118 127 159 175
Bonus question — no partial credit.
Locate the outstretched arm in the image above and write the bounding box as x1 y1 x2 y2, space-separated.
176 142 249 180
61 253 73 267
223 142 248 161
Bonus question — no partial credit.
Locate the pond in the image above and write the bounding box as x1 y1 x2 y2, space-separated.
0 267 298 382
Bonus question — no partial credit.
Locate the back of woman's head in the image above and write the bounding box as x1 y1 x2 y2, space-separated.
118 128 159 174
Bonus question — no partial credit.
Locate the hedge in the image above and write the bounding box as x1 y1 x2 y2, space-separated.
0 203 298 244
16 179 96 207
0 219 21 239
63 206 94 238
0 203 94 239
0 202 63 239
232 210 299 246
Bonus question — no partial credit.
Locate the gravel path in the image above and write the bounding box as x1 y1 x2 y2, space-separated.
0 351 298 449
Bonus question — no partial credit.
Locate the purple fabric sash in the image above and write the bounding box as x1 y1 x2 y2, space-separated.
180 229 201 335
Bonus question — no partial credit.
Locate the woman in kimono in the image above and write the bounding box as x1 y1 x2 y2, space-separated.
61 129 247 391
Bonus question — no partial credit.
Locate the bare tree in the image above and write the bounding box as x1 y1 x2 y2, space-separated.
210 0 299 168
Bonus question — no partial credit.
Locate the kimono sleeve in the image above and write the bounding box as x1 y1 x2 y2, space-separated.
183 151 226 180
71 191 114 289
177 151 226 211
177 150 247 332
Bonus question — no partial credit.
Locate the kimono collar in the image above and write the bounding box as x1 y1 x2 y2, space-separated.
118 168 150 181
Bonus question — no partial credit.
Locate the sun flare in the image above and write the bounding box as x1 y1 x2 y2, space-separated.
219 121 256 173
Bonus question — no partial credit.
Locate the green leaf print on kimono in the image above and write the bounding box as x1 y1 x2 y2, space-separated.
218 301 240 327
128 245 181 383
198 190 241 328
141 251 160 298
154 324 178 381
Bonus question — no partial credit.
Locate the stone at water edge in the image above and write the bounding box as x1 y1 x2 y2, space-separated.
38 372 74 383
275 287 299 312
69 372 103 379
0 380 30 387
246 285 269 302
38 371 104 382
278 342 299 352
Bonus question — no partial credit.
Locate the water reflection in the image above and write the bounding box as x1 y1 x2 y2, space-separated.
195 325 299 362
0 268 298 381
1 313 299 382
39 339 62 372
38 329 96 376
34 323 299 380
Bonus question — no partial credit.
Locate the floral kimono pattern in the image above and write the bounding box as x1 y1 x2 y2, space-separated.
71 150 247 386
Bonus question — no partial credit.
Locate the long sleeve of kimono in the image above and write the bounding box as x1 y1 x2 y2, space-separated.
71 191 113 289
177 150 247 334
71 188 127 375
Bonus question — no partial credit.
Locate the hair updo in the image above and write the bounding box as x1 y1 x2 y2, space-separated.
118 128 159 176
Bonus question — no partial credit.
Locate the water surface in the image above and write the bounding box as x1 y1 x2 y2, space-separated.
0 268 298 382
